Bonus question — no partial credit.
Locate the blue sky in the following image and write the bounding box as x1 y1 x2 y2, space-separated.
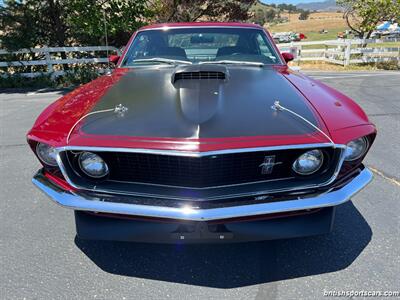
261 0 324 4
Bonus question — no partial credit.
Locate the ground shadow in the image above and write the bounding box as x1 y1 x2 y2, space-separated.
75 201 371 288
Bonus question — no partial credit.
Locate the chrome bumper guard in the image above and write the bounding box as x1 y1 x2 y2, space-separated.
32 168 373 221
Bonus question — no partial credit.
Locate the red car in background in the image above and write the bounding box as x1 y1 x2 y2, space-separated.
28 22 375 243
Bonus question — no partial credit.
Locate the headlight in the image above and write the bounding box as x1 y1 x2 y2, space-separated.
36 143 58 166
292 149 324 175
344 137 369 161
78 152 109 178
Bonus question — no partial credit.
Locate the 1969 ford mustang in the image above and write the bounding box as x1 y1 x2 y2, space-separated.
28 22 376 243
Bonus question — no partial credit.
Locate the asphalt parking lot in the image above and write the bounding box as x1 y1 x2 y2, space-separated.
1 71 399 299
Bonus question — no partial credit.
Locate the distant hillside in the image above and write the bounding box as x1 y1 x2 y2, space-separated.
296 0 341 12
269 11 347 41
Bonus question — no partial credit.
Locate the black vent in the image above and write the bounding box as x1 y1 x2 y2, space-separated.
174 71 225 82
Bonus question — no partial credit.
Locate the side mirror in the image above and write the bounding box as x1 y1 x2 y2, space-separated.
281 52 294 63
109 55 120 65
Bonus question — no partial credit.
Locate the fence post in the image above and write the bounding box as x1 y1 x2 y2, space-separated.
344 40 351 66
44 48 54 74
297 45 302 65
324 43 328 61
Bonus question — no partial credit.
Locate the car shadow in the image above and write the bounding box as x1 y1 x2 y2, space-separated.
75 201 371 288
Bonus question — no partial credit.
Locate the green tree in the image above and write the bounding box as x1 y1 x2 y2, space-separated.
337 0 400 38
299 10 310 20
252 8 266 25
150 0 256 23
0 0 69 50
0 0 152 49
277 4 296 13
265 9 276 22
68 0 152 47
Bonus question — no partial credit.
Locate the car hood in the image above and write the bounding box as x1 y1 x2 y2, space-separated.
29 66 363 151
80 65 322 139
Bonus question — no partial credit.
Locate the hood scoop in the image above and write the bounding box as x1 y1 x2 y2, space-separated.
172 64 228 83
172 64 226 125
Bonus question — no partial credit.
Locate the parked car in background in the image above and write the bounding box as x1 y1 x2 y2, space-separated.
29 22 376 243
372 21 400 39
272 32 306 43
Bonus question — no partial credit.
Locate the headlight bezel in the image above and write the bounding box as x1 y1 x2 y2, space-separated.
35 142 58 167
78 151 109 179
344 136 369 162
292 149 325 176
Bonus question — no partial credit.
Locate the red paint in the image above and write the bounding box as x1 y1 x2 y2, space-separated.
108 55 120 64
331 124 376 144
44 171 75 192
27 22 376 153
281 52 294 63
139 22 263 30
282 70 376 143
27 68 129 146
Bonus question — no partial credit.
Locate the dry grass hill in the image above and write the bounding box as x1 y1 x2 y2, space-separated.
249 1 348 41
268 12 348 41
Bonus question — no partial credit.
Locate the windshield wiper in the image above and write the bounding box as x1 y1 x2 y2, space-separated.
132 58 192 65
199 60 264 67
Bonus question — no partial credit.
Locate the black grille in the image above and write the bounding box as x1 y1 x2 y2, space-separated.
78 148 336 188
174 71 225 82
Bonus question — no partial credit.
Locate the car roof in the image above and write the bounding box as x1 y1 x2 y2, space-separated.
139 22 264 31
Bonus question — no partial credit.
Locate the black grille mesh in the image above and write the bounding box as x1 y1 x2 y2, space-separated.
174 71 225 82
91 149 328 188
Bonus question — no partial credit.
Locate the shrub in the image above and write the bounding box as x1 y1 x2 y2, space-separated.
0 73 55 88
58 65 101 86
0 65 104 88
375 60 400 71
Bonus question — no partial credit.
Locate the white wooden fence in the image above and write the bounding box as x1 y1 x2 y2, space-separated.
0 40 399 78
277 38 400 66
0 46 121 78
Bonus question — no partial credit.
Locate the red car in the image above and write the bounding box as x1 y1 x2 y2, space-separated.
28 22 375 243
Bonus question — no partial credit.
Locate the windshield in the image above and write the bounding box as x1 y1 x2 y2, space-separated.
121 27 282 66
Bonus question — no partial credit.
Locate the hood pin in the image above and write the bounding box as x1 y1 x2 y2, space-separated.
269 100 335 147
114 104 128 117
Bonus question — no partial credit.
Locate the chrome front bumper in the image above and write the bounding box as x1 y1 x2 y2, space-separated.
32 168 373 221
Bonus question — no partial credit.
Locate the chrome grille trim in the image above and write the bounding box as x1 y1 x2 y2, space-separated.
55 143 346 200
56 143 344 157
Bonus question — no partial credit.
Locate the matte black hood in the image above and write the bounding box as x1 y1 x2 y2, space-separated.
81 65 319 139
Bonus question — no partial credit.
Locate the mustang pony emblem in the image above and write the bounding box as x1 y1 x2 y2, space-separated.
259 155 282 174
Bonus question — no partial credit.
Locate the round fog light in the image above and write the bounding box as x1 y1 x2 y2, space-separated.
36 143 58 166
292 149 324 175
78 152 109 178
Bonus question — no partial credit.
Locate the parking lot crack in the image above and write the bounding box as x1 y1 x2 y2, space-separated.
369 113 400 117
368 166 400 187
0 143 27 148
